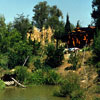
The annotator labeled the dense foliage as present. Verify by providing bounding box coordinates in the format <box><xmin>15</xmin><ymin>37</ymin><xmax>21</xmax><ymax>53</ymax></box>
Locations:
<box><xmin>92</xmin><ymin>31</ymin><xmax>100</xmax><ymax>79</ymax></box>
<box><xmin>15</xmin><ymin>66</ymin><xmax>29</xmax><ymax>83</ymax></box>
<box><xmin>13</xmin><ymin>14</ymin><xmax>32</xmax><ymax>40</ymax></box>
<box><xmin>45</xmin><ymin>44</ymin><xmax>64</xmax><ymax>68</ymax></box>
<box><xmin>68</xmin><ymin>52</ymin><xmax>79</xmax><ymax>70</ymax></box>
<box><xmin>0</xmin><ymin>15</ymin><xmax>33</xmax><ymax>69</ymax></box>
<box><xmin>0</xmin><ymin>1</ymin><xmax>99</xmax><ymax>99</ymax></box>
<box><xmin>54</xmin><ymin>72</ymin><xmax>85</xmax><ymax>99</ymax></box>
<box><xmin>0</xmin><ymin>1</ymin><xmax>66</xmax><ymax>70</ymax></box>
<box><xmin>32</xmin><ymin>1</ymin><xmax>63</xmax><ymax>31</ymax></box>
<box><xmin>92</xmin><ymin>0</ymin><xmax>100</xmax><ymax>29</ymax></box>
<box><xmin>0</xmin><ymin>80</ymin><xmax>5</xmax><ymax>90</ymax></box>
<box><xmin>15</xmin><ymin>66</ymin><xmax>62</xmax><ymax>85</ymax></box>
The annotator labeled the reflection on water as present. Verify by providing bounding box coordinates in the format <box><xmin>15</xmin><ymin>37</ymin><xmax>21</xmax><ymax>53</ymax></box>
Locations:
<box><xmin>0</xmin><ymin>85</ymin><xmax>66</xmax><ymax>100</ymax></box>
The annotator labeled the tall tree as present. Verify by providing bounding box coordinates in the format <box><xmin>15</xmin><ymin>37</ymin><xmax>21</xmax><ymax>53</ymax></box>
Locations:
<box><xmin>32</xmin><ymin>1</ymin><xmax>49</xmax><ymax>30</ymax></box>
<box><xmin>76</xmin><ymin>20</ymin><xmax>80</xmax><ymax>27</ymax></box>
<box><xmin>0</xmin><ymin>15</ymin><xmax>6</xmax><ymax>28</ymax></box>
<box><xmin>13</xmin><ymin>14</ymin><xmax>32</xmax><ymax>40</ymax></box>
<box><xmin>45</xmin><ymin>5</ymin><xmax>63</xmax><ymax>30</ymax></box>
<box><xmin>92</xmin><ymin>30</ymin><xmax>100</xmax><ymax>79</ymax></box>
<box><xmin>91</xmin><ymin>0</ymin><xmax>100</xmax><ymax>29</ymax></box>
<box><xmin>32</xmin><ymin>1</ymin><xmax>63</xmax><ymax>30</ymax></box>
<box><xmin>49</xmin><ymin>5</ymin><xmax>63</xmax><ymax>19</ymax></box>
<box><xmin>0</xmin><ymin>15</ymin><xmax>8</xmax><ymax>53</ymax></box>
<box><xmin>65</xmin><ymin>14</ymin><xmax>71</xmax><ymax>34</ymax></box>
<box><xmin>54</xmin><ymin>20</ymin><xmax>65</xmax><ymax>48</ymax></box>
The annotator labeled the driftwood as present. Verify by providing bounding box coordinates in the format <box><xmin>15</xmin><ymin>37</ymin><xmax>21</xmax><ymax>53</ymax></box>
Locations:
<box><xmin>11</xmin><ymin>77</ymin><xmax>26</xmax><ymax>88</ymax></box>
<box><xmin>4</xmin><ymin>81</ymin><xmax>14</xmax><ymax>86</ymax></box>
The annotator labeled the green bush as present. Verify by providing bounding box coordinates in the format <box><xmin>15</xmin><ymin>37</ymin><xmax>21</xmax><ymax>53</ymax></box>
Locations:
<box><xmin>43</xmin><ymin>70</ymin><xmax>62</xmax><ymax>85</ymax></box>
<box><xmin>30</xmin><ymin>69</ymin><xmax>45</xmax><ymax>85</ymax></box>
<box><xmin>14</xmin><ymin>65</ymin><xmax>62</xmax><ymax>85</ymax></box>
<box><xmin>25</xmin><ymin>68</ymin><xmax>62</xmax><ymax>85</ymax></box>
<box><xmin>15</xmin><ymin>66</ymin><xmax>29</xmax><ymax>83</ymax></box>
<box><xmin>71</xmin><ymin>90</ymin><xmax>85</xmax><ymax>100</ymax></box>
<box><xmin>68</xmin><ymin>52</ymin><xmax>79</xmax><ymax>70</ymax></box>
<box><xmin>45</xmin><ymin>44</ymin><xmax>64</xmax><ymax>68</ymax></box>
<box><xmin>8</xmin><ymin>41</ymin><xmax>32</xmax><ymax>69</ymax></box>
<box><xmin>0</xmin><ymin>54</ymin><xmax>8</xmax><ymax>69</ymax></box>
<box><xmin>54</xmin><ymin>72</ymin><xmax>85</xmax><ymax>99</ymax></box>
<box><xmin>34</xmin><ymin>58</ymin><xmax>43</xmax><ymax>69</ymax></box>
<box><xmin>94</xmin><ymin>97</ymin><xmax>100</xmax><ymax>100</ymax></box>
<box><xmin>0</xmin><ymin>80</ymin><xmax>5</xmax><ymax>90</ymax></box>
<box><xmin>95</xmin><ymin>85</ymin><xmax>100</xmax><ymax>93</ymax></box>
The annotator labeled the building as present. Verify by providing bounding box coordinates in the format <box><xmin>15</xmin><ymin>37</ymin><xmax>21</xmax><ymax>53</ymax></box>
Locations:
<box><xmin>65</xmin><ymin>26</ymin><xmax>96</xmax><ymax>48</ymax></box>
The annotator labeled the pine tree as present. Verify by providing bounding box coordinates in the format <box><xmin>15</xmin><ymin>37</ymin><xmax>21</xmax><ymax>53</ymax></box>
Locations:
<box><xmin>65</xmin><ymin>14</ymin><xmax>71</xmax><ymax>34</ymax></box>
<box><xmin>76</xmin><ymin>20</ymin><xmax>80</xmax><ymax>28</ymax></box>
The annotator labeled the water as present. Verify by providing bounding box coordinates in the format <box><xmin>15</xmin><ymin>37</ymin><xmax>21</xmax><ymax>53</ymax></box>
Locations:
<box><xmin>0</xmin><ymin>85</ymin><xmax>66</xmax><ymax>100</ymax></box>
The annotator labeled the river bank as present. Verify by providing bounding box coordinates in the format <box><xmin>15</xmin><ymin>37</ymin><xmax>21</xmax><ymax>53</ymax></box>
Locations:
<box><xmin>0</xmin><ymin>85</ymin><xmax>66</xmax><ymax>100</ymax></box>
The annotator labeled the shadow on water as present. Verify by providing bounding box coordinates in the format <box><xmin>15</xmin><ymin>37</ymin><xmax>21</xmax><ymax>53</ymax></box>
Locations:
<box><xmin>0</xmin><ymin>85</ymin><xmax>66</xmax><ymax>100</ymax></box>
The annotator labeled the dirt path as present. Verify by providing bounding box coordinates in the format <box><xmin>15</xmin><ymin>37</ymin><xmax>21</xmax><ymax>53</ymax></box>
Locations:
<box><xmin>56</xmin><ymin>54</ymin><xmax>72</xmax><ymax>76</ymax></box>
<box><xmin>57</xmin><ymin>62</ymin><xmax>72</xmax><ymax>76</ymax></box>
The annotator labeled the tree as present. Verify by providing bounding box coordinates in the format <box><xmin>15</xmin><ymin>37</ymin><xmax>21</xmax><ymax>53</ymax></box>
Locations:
<box><xmin>54</xmin><ymin>20</ymin><xmax>65</xmax><ymax>48</ymax></box>
<box><xmin>0</xmin><ymin>54</ymin><xmax>8</xmax><ymax>69</ymax></box>
<box><xmin>91</xmin><ymin>0</ymin><xmax>100</xmax><ymax>79</ymax></box>
<box><xmin>32</xmin><ymin>1</ymin><xmax>49</xmax><ymax>30</ymax></box>
<box><xmin>0</xmin><ymin>15</ymin><xmax>6</xmax><ymax>28</ymax></box>
<box><xmin>92</xmin><ymin>30</ymin><xmax>100</xmax><ymax>80</ymax></box>
<box><xmin>8</xmin><ymin>40</ymin><xmax>32</xmax><ymax>68</ymax></box>
<box><xmin>13</xmin><ymin>14</ymin><xmax>32</xmax><ymax>40</ymax></box>
<box><xmin>0</xmin><ymin>15</ymin><xmax>9</xmax><ymax>53</ymax></box>
<box><xmin>76</xmin><ymin>20</ymin><xmax>81</xmax><ymax>27</ymax></box>
<box><xmin>32</xmin><ymin>3</ymin><xmax>64</xmax><ymax>47</ymax></box>
<box><xmin>7</xmin><ymin>22</ymin><xmax>14</xmax><ymax>32</ymax></box>
<box><xmin>65</xmin><ymin>14</ymin><xmax>71</xmax><ymax>34</ymax></box>
<box><xmin>91</xmin><ymin>0</ymin><xmax>100</xmax><ymax>29</ymax></box>
<box><xmin>45</xmin><ymin>44</ymin><xmax>64</xmax><ymax>68</ymax></box>
<box><xmin>32</xmin><ymin>1</ymin><xmax>63</xmax><ymax>30</ymax></box>
<box><xmin>49</xmin><ymin>5</ymin><xmax>63</xmax><ymax>19</ymax></box>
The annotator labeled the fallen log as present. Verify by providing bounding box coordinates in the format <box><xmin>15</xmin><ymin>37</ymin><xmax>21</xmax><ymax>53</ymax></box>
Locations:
<box><xmin>11</xmin><ymin>77</ymin><xmax>26</xmax><ymax>88</ymax></box>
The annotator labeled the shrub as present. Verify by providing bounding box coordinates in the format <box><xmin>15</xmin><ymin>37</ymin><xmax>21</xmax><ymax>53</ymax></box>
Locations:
<box><xmin>43</xmin><ymin>70</ymin><xmax>62</xmax><ymax>85</ymax></box>
<box><xmin>25</xmin><ymin>67</ymin><xmax>62</xmax><ymax>85</ymax></box>
<box><xmin>94</xmin><ymin>97</ymin><xmax>100</xmax><ymax>100</ymax></box>
<box><xmin>45</xmin><ymin>44</ymin><xmax>64</xmax><ymax>68</ymax></box>
<box><xmin>14</xmin><ymin>65</ymin><xmax>62</xmax><ymax>85</ymax></box>
<box><xmin>71</xmin><ymin>90</ymin><xmax>85</xmax><ymax>100</ymax></box>
<box><xmin>95</xmin><ymin>85</ymin><xmax>100</xmax><ymax>94</ymax></box>
<box><xmin>0</xmin><ymin>80</ymin><xmax>5</xmax><ymax>90</ymax></box>
<box><xmin>68</xmin><ymin>52</ymin><xmax>79</xmax><ymax>70</ymax></box>
<box><xmin>54</xmin><ymin>72</ymin><xmax>85</xmax><ymax>99</ymax></box>
<box><xmin>30</xmin><ymin>69</ymin><xmax>45</xmax><ymax>85</ymax></box>
<box><xmin>15</xmin><ymin>66</ymin><xmax>29</xmax><ymax>83</ymax></box>
<box><xmin>0</xmin><ymin>54</ymin><xmax>8</xmax><ymax>69</ymax></box>
<box><xmin>8</xmin><ymin>41</ymin><xmax>32</xmax><ymax>69</ymax></box>
<box><xmin>34</xmin><ymin>58</ymin><xmax>43</xmax><ymax>69</ymax></box>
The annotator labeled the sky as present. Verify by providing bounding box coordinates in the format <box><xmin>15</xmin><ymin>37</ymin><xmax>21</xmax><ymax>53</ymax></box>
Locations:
<box><xmin>0</xmin><ymin>0</ymin><xmax>93</xmax><ymax>27</ymax></box>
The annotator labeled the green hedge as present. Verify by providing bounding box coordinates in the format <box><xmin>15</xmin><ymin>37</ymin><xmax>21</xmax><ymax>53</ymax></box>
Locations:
<box><xmin>0</xmin><ymin>80</ymin><xmax>5</xmax><ymax>90</ymax></box>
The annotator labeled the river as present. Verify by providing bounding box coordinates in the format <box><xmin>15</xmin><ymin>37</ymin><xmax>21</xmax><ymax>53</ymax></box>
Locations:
<box><xmin>0</xmin><ymin>85</ymin><xmax>66</xmax><ymax>100</ymax></box>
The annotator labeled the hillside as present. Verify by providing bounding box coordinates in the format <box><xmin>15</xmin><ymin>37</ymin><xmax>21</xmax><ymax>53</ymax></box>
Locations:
<box><xmin>56</xmin><ymin>49</ymin><xmax>100</xmax><ymax>100</ymax></box>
